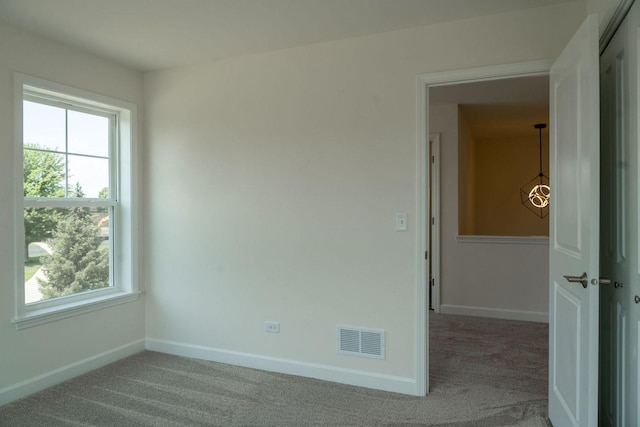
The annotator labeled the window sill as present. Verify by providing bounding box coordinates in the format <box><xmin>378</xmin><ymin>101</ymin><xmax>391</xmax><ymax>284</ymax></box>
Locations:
<box><xmin>13</xmin><ymin>291</ymin><xmax>141</xmax><ymax>330</ymax></box>
<box><xmin>456</xmin><ymin>235</ymin><xmax>549</xmax><ymax>245</ymax></box>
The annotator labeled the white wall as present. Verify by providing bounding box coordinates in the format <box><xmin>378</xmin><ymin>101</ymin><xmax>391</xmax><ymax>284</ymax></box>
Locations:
<box><xmin>0</xmin><ymin>24</ymin><xmax>145</xmax><ymax>403</ymax></box>
<box><xmin>144</xmin><ymin>2</ymin><xmax>584</xmax><ymax>393</ymax></box>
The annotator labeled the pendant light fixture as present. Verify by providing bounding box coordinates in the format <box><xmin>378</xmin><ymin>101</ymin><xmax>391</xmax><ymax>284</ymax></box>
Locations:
<box><xmin>520</xmin><ymin>123</ymin><xmax>549</xmax><ymax>218</ymax></box>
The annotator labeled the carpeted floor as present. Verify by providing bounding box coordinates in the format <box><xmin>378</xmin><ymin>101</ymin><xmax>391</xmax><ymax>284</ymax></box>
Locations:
<box><xmin>0</xmin><ymin>313</ymin><xmax>549</xmax><ymax>426</ymax></box>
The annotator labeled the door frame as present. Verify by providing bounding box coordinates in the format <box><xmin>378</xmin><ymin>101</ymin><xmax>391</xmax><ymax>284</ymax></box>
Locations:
<box><xmin>429</xmin><ymin>133</ymin><xmax>441</xmax><ymax>312</ymax></box>
<box><xmin>599</xmin><ymin>0</ymin><xmax>636</xmax><ymax>54</ymax></box>
<box><xmin>415</xmin><ymin>59</ymin><xmax>553</xmax><ymax>395</ymax></box>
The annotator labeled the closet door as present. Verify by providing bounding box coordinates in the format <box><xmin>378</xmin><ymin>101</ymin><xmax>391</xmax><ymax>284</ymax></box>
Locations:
<box><xmin>600</xmin><ymin>2</ymin><xmax>640</xmax><ymax>426</ymax></box>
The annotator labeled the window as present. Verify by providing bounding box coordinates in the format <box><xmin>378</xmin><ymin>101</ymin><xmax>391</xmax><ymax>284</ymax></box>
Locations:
<box><xmin>14</xmin><ymin>75</ymin><xmax>139</xmax><ymax>329</ymax></box>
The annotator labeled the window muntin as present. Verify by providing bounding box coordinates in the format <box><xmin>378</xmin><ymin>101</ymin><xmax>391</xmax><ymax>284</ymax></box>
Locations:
<box><xmin>13</xmin><ymin>73</ymin><xmax>140</xmax><ymax>329</ymax></box>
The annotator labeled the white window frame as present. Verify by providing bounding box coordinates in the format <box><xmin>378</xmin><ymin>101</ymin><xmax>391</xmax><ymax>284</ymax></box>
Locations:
<box><xmin>13</xmin><ymin>73</ymin><xmax>140</xmax><ymax>329</ymax></box>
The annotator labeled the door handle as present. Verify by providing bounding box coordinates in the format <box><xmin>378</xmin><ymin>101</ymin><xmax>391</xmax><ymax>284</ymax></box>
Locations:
<box><xmin>592</xmin><ymin>277</ymin><xmax>623</xmax><ymax>288</ymax></box>
<box><xmin>564</xmin><ymin>272</ymin><xmax>588</xmax><ymax>289</ymax></box>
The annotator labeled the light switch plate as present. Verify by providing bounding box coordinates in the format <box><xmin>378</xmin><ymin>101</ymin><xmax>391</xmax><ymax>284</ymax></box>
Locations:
<box><xmin>396</xmin><ymin>213</ymin><xmax>408</xmax><ymax>231</ymax></box>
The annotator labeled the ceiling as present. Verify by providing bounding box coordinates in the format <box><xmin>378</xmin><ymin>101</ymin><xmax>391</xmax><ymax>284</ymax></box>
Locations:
<box><xmin>0</xmin><ymin>0</ymin><xmax>576</xmax><ymax>72</ymax></box>
<box><xmin>1</xmin><ymin>1</ymin><xmax>554</xmax><ymax>138</ymax></box>
<box><xmin>430</xmin><ymin>75</ymin><xmax>550</xmax><ymax>139</ymax></box>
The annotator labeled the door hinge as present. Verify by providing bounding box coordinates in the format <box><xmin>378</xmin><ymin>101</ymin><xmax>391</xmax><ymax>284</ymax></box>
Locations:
<box><xmin>425</xmin><ymin>251</ymin><xmax>428</xmax><ymax>260</ymax></box>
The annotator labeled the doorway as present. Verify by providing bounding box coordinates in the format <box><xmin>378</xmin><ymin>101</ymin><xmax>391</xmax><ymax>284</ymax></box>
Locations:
<box><xmin>428</xmin><ymin>74</ymin><xmax>551</xmax><ymax>317</ymax></box>
<box><xmin>415</xmin><ymin>60</ymin><xmax>553</xmax><ymax>395</ymax></box>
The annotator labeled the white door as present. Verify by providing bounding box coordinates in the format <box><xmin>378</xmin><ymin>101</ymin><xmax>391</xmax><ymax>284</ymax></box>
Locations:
<box><xmin>548</xmin><ymin>14</ymin><xmax>600</xmax><ymax>427</ymax></box>
<box><xmin>599</xmin><ymin>18</ymin><xmax>628</xmax><ymax>425</ymax></box>
<box><xmin>624</xmin><ymin>2</ymin><xmax>640</xmax><ymax>426</ymax></box>
<box><xmin>428</xmin><ymin>133</ymin><xmax>440</xmax><ymax>312</ymax></box>
<box><xmin>600</xmin><ymin>4</ymin><xmax>640</xmax><ymax>427</ymax></box>
<box><xmin>600</xmin><ymin>2</ymin><xmax>640</xmax><ymax>425</ymax></box>
<box><xmin>599</xmin><ymin>18</ymin><xmax>627</xmax><ymax>424</ymax></box>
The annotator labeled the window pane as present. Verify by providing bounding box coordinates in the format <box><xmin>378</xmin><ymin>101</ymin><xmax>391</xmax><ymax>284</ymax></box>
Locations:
<box><xmin>23</xmin><ymin>148</ymin><xmax>66</xmax><ymax>198</ymax></box>
<box><xmin>23</xmin><ymin>101</ymin><xmax>66</xmax><ymax>152</ymax></box>
<box><xmin>68</xmin><ymin>110</ymin><xmax>109</xmax><ymax>157</ymax></box>
<box><xmin>24</xmin><ymin>206</ymin><xmax>111</xmax><ymax>303</ymax></box>
<box><xmin>68</xmin><ymin>155</ymin><xmax>109</xmax><ymax>198</ymax></box>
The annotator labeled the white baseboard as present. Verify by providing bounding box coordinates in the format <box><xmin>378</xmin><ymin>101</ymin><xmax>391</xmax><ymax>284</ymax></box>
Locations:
<box><xmin>0</xmin><ymin>339</ymin><xmax>145</xmax><ymax>406</ymax></box>
<box><xmin>439</xmin><ymin>304</ymin><xmax>548</xmax><ymax>323</ymax></box>
<box><xmin>145</xmin><ymin>338</ymin><xmax>418</xmax><ymax>395</ymax></box>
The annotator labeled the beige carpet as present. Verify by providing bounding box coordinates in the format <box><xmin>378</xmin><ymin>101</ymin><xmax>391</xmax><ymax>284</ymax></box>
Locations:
<box><xmin>0</xmin><ymin>313</ymin><xmax>549</xmax><ymax>426</ymax></box>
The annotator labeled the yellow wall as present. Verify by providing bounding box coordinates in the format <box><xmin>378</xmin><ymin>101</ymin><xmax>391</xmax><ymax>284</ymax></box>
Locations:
<box><xmin>460</xmin><ymin>132</ymin><xmax>550</xmax><ymax>236</ymax></box>
<box><xmin>457</xmin><ymin>108</ymin><xmax>477</xmax><ymax>235</ymax></box>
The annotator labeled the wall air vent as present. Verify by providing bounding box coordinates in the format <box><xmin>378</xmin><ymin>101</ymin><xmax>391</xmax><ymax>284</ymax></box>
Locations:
<box><xmin>337</xmin><ymin>326</ymin><xmax>385</xmax><ymax>359</ymax></box>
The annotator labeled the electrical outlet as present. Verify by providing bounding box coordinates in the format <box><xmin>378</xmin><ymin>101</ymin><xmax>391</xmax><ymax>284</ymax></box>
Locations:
<box><xmin>264</xmin><ymin>321</ymin><xmax>280</xmax><ymax>333</ymax></box>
